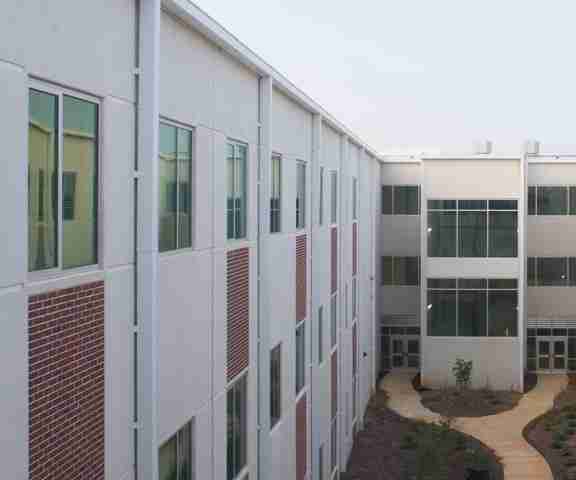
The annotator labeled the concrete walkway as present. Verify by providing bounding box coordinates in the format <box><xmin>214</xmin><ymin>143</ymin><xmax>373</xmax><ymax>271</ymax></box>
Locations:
<box><xmin>380</xmin><ymin>372</ymin><xmax>567</xmax><ymax>480</ymax></box>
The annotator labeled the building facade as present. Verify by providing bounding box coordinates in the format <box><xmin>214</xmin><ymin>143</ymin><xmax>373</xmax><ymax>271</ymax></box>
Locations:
<box><xmin>378</xmin><ymin>147</ymin><xmax>576</xmax><ymax>391</ymax></box>
<box><xmin>0</xmin><ymin>2</ymin><xmax>381</xmax><ymax>480</ymax></box>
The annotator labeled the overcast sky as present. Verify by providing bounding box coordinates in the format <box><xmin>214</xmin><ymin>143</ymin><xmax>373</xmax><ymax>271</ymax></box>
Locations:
<box><xmin>194</xmin><ymin>0</ymin><xmax>576</xmax><ymax>154</ymax></box>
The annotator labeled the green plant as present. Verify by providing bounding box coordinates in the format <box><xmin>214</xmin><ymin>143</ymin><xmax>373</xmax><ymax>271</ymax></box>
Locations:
<box><xmin>452</xmin><ymin>358</ymin><xmax>473</xmax><ymax>391</ymax></box>
<box><xmin>551</xmin><ymin>441</ymin><xmax>564</xmax><ymax>449</ymax></box>
<box><xmin>400</xmin><ymin>433</ymin><xmax>418</xmax><ymax>450</ymax></box>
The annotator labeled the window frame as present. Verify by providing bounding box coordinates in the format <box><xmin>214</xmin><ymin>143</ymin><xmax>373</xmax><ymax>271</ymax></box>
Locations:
<box><xmin>270</xmin><ymin>153</ymin><xmax>282</xmax><ymax>234</ymax></box>
<box><xmin>296</xmin><ymin>160</ymin><xmax>306</xmax><ymax>230</ymax></box>
<box><xmin>158</xmin><ymin>119</ymin><xmax>194</xmax><ymax>253</ymax></box>
<box><xmin>227</xmin><ymin>139</ymin><xmax>248</xmax><ymax>241</ymax></box>
<box><xmin>28</xmin><ymin>81</ymin><xmax>102</xmax><ymax>278</ymax></box>
<box><xmin>159</xmin><ymin>420</ymin><xmax>195</xmax><ymax>480</ymax></box>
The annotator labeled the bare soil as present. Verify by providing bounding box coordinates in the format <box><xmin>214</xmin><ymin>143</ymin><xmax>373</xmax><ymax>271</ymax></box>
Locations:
<box><xmin>342</xmin><ymin>390</ymin><xmax>503</xmax><ymax>480</ymax></box>
<box><xmin>524</xmin><ymin>374</ymin><xmax>576</xmax><ymax>480</ymax></box>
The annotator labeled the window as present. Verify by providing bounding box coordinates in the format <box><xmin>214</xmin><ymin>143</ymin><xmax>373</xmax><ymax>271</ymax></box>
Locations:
<box><xmin>318</xmin><ymin>306</ymin><xmax>324</xmax><ymax>364</ymax></box>
<box><xmin>227</xmin><ymin>375</ymin><xmax>247</xmax><ymax>480</ymax></box>
<box><xmin>296</xmin><ymin>322</ymin><xmax>306</xmax><ymax>394</ymax></box>
<box><xmin>427</xmin><ymin>278</ymin><xmax>517</xmax><ymax>337</ymax></box>
<box><xmin>352</xmin><ymin>178</ymin><xmax>358</xmax><ymax>220</ymax></box>
<box><xmin>159</xmin><ymin>123</ymin><xmax>193</xmax><ymax>252</ymax></box>
<box><xmin>296</xmin><ymin>161</ymin><xmax>306</xmax><ymax>229</ymax></box>
<box><xmin>159</xmin><ymin>421</ymin><xmax>194</xmax><ymax>480</ymax></box>
<box><xmin>529</xmin><ymin>257</ymin><xmax>576</xmax><ymax>286</ymax></box>
<box><xmin>270</xmin><ymin>154</ymin><xmax>281</xmax><ymax>233</ymax></box>
<box><xmin>318</xmin><ymin>445</ymin><xmax>324</xmax><ymax>480</ymax></box>
<box><xmin>330</xmin><ymin>171</ymin><xmax>338</xmax><ymax>224</ymax></box>
<box><xmin>352</xmin><ymin>277</ymin><xmax>357</xmax><ymax>319</ymax></box>
<box><xmin>381</xmin><ymin>185</ymin><xmax>420</xmax><ymax>215</ymax></box>
<box><xmin>319</xmin><ymin>166</ymin><xmax>325</xmax><ymax>225</ymax></box>
<box><xmin>381</xmin><ymin>256</ymin><xmax>420</xmax><ymax>286</ymax></box>
<box><xmin>330</xmin><ymin>294</ymin><xmax>337</xmax><ymax>348</ymax></box>
<box><xmin>529</xmin><ymin>186</ymin><xmax>576</xmax><ymax>215</ymax></box>
<box><xmin>427</xmin><ymin>199</ymin><xmax>517</xmax><ymax>258</ymax></box>
<box><xmin>270</xmin><ymin>344</ymin><xmax>282</xmax><ymax>428</ymax></box>
<box><xmin>330</xmin><ymin>419</ymin><xmax>337</xmax><ymax>474</ymax></box>
<box><xmin>28</xmin><ymin>89</ymin><xmax>98</xmax><ymax>272</ymax></box>
<box><xmin>227</xmin><ymin>141</ymin><xmax>248</xmax><ymax>240</ymax></box>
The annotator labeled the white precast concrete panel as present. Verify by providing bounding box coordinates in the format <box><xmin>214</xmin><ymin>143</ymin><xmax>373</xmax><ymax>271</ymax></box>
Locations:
<box><xmin>380</xmin><ymin>217</ymin><xmax>421</xmax><ymax>256</ymax></box>
<box><xmin>528</xmin><ymin>217</ymin><xmax>576</xmax><ymax>256</ymax></box>
<box><xmin>528</xmin><ymin>162</ymin><xmax>576</xmax><ymax>184</ymax></box>
<box><xmin>269</xmin><ymin>403</ymin><xmax>297</xmax><ymax>480</ymax></box>
<box><xmin>271</xmin><ymin>88</ymin><xmax>313</xmax><ymax>159</ymax></box>
<box><xmin>212</xmin><ymin>249</ymin><xmax>228</xmax><ymax>398</ymax></box>
<box><xmin>381</xmin><ymin>162</ymin><xmax>422</xmax><ymax>185</ymax></box>
<box><xmin>101</xmin><ymin>97</ymin><xmax>135</xmax><ymax>269</ymax></box>
<box><xmin>105</xmin><ymin>267</ymin><xmax>134</xmax><ymax>480</ymax></box>
<box><xmin>322</xmin><ymin>124</ymin><xmax>341</xmax><ymax>170</ymax></box>
<box><xmin>0</xmin><ymin>290</ymin><xmax>27</xmax><ymax>479</ymax></box>
<box><xmin>158</xmin><ymin>251</ymin><xmax>213</xmax><ymax>442</ymax></box>
<box><xmin>528</xmin><ymin>288</ymin><xmax>576</xmax><ymax>318</ymax></box>
<box><xmin>380</xmin><ymin>287</ymin><xmax>420</xmax><ymax>317</ymax></box>
<box><xmin>0</xmin><ymin>61</ymin><xmax>27</xmax><ymax>288</ymax></box>
<box><xmin>194</xmin><ymin>401</ymin><xmax>214</xmax><ymax>480</ymax></box>
<box><xmin>212</xmin><ymin>390</ymin><xmax>227</xmax><ymax>480</ymax></box>
<box><xmin>422</xmin><ymin>337</ymin><xmax>522</xmax><ymax>391</ymax></box>
<box><xmin>424</xmin><ymin>159</ymin><xmax>522</xmax><ymax>198</ymax></box>
<box><xmin>427</xmin><ymin>258</ymin><xmax>521</xmax><ymax>278</ymax></box>
<box><xmin>283</xmin><ymin>158</ymin><xmax>298</xmax><ymax>234</ymax></box>
<box><xmin>0</xmin><ymin>0</ymin><xmax>135</xmax><ymax>101</ymax></box>
<box><xmin>213</xmin><ymin>133</ymin><xmax>228</xmax><ymax>249</ymax></box>
<box><xmin>194</xmin><ymin>126</ymin><xmax>215</xmax><ymax>250</ymax></box>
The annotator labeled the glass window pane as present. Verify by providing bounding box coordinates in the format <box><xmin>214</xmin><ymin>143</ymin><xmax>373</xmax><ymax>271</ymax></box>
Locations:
<box><xmin>427</xmin><ymin>290</ymin><xmax>457</xmax><ymax>336</ymax></box>
<box><xmin>381</xmin><ymin>257</ymin><xmax>394</xmax><ymax>285</ymax></box>
<box><xmin>179</xmin><ymin>423</ymin><xmax>192</xmax><ymax>480</ymax></box>
<box><xmin>395</xmin><ymin>257</ymin><xmax>419</xmax><ymax>286</ymax></box>
<box><xmin>381</xmin><ymin>186</ymin><xmax>393</xmax><ymax>214</ymax></box>
<box><xmin>458</xmin><ymin>290</ymin><xmax>487</xmax><ymax>336</ymax></box>
<box><xmin>538</xmin><ymin>257</ymin><xmax>568</xmax><ymax>286</ymax></box>
<box><xmin>331</xmin><ymin>171</ymin><xmax>338</xmax><ymax>223</ymax></box>
<box><xmin>177</xmin><ymin>128</ymin><xmax>192</xmax><ymax>249</ymax></box>
<box><xmin>528</xmin><ymin>187</ymin><xmax>536</xmax><ymax>215</ymax></box>
<box><xmin>237</xmin><ymin>146</ymin><xmax>247</xmax><ymax>239</ymax></box>
<box><xmin>270</xmin><ymin>344</ymin><xmax>281</xmax><ymax>427</ymax></box>
<box><xmin>489</xmin><ymin>200</ymin><xmax>517</xmax><ymax>210</ymax></box>
<box><xmin>296</xmin><ymin>161</ymin><xmax>306</xmax><ymax>229</ymax></box>
<box><xmin>458</xmin><ymin>278</ymin><xmax>487</xmax><ymax>289</ymax></box>
<box><xmin>428</xmin><ymin>211</ymin><xmax>457</xmax><ymax>257</ymax></box>
<box><xmin>394</xmin><ymin>186</ymin><xmax>419</xmax><ymax>214</ymax></box>
<box><xmin>159</xmin><ymin>436</ymin><xmax>178</xmax><ymax>480</ymax></box>
<box><xmin>488</xmin><ymin>211</ymin><xmax>517</xmax><ymax>257</ymax></box>
<box><xmin>570</xmin><ymin>257</ymin><xmax>576</xmax><ymax>286</ymax></box>
<box><xmin>62</xmin><ymin>95</ymin><xmax>98</xmax><ymax>268</ymax></box>
<box><xmin>488</xmin><ymin>279</ymin><xmax>518</xmax><ymax>289</ymax></box>
<box><xmin>570</xmin><ymin>187</ymin><xmax>576</xmax><ymax>215</ymax></box>
<box><xmin>527</xmin><ymin>337</ymin><xmax>537</xmax><ymax>357</ymax></box>
<box><xmin>458</xmin><ymin>200</ymin><xmax>487</xmax><ymax>210</ymax></box>
<box><xmin>296</xmin><ymin>324</ymin><xmax>306</xmax><ymax>394</ymax></box>
<box><xmin>488</xmin><ymin>291</ymin><xmax>517</xmax><ymax>336</ymax></box>
<box><xmin>319</xmin><ymin>167</ymin><xmax>324</xmax><ymax>225</ymax></box>
<box><xmin>459</xmin><ymin>211</ymin><xmax>487</xmax><ymax>257</ymax></box>
<box><xmin>428</xmin><ymin>278</ymin><xmax>457</xmax><ymax>289</ymax></box>
<box><xmin>428</xmin><ymin>199</ymin><xmax>456</xmax><ymax>210</ymax></box>
<box><xmin>29</xmin><ymin>90</ymin><xmax>59</xmax><ymax>271</ymax></box>
<box><xmin>528</xmin><ymin>257</ymin><xmax>537</xmax><ymax>286</ymax></box>
<box><xmin>538</xmin><ymin>186</ymin><xmax>567</xmax><ymax>215</ymax></box>
<box><xmin>227</xmin><ymin>148</ymin><xmax>235</xmax><ymax>240</ymax></box>
<box><xmin>569</xmin><ymin>338</ymin><xmax>576</xmax><ymax>357</ymax></box>
<box><xmin>159</xmin><ymin>124</ymin><xmax>177</xmax><ymax>251</ymax></box>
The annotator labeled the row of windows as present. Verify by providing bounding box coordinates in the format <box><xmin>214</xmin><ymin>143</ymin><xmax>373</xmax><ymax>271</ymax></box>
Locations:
<box><xmin>528</xmin><ymin>257</ymin><xmax>576</xmax><ymax>286</ymax></box>
<box><xmin>381</xmin><ymin>256</ymin><xmax>420</xmax><ymax>286</ymax></box>
<box><xmin>427</xmin><ymin>278</ymin><xmax>518</xmax><ymax>337</ymax></box>
<box><xmin>528</xmin><ymin>186</ymin><xmax>576</xmax><ymax>215</ymax></box>
<box><xmin>428</xmin><ymin>199</ymin><xmax>518</xmax><ymax>258</ymax></box>
<box><xmin>381</xmin><ymin>185</ymin><xmax>420</xmax><ymax>215</ymax></box>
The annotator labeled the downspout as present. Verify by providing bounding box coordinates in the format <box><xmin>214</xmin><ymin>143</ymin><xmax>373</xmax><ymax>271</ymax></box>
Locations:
<box><xmin>135</xmin><ymin>1</ymin><xmax>161</xmax><ymax>479</ymax></box>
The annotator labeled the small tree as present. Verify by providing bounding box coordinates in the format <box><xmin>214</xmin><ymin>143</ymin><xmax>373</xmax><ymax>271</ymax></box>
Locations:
<box><xmin>452</xmin><ymin>358</ymin><xmax>473</xmax><ymax>392</ymax></box>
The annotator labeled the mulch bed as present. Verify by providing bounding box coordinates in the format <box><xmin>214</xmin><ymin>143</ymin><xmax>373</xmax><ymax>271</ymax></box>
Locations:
<box><xmin>524</xmin><ymin>374</ymin><xmax>576</xmax><ymax>480</ymax></box>
<box><xmin>414</xmin><ymin>374</ymin><xmax>529</xmax><ymax>418</ymax></box>
<box><xmin>342</xmin><ymin>390</ymin><xmax>503</xmax><ymax>480</ymax></box>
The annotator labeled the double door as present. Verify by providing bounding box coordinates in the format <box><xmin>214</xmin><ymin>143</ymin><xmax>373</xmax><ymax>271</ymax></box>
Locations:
<box><xmin>391</xmin><ymin>335</ymin><xmax>420</xmax><ymax>369</ymax></box>
<box><xmin>538</xmin><ymin>338</ymin><xmax>566</xmax><ymax>371</ymax></box>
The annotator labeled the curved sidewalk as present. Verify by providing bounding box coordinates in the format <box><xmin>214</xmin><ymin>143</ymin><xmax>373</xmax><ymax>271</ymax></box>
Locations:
<box><xmin>380</xmin><ymin>372</ymin><xmax>567</xmax><ymax>480</ymax></box>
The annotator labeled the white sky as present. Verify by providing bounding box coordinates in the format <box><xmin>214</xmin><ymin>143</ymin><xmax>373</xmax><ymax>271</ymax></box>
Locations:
<box><xmin>193</xmin><ymin>0</ymin><xmax>576</xmax><ymax>154</ymax></box>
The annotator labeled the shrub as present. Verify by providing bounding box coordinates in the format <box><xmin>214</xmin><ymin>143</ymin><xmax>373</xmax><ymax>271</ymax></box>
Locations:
<box><xmin>452</xmin><ymin>358</ymin><xmax>473</xmax><ymax>391</ymax></box>
<box><xmin>400</xmin><ymin>433</ymin><xmax>417</xmax><ymax>450</ymax></box>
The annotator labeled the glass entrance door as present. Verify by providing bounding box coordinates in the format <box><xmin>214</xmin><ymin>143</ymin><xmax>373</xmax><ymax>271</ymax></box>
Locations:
<box><xmin>391</xmin><ymin>336</ymin><xmax>420</xmax><ymax>369</ymax></box>
<box><xmin>538</xmin><ymin>339</ymin><xmax>567</xmax><ymax>371</ymax></box>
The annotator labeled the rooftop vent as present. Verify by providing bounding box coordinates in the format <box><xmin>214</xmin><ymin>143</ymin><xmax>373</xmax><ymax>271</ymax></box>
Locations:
<box><xmin>524</xmin><ymin>140</ymin><xmax>540</xmax><ymax>155</ymax></box>
<box><xmin>474</xmin><ymin>140</ymin><xmax>492</xmax><ymax>155</ymax></box>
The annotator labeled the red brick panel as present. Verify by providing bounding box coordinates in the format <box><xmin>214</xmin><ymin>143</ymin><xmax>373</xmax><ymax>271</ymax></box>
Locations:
<box><xmin>352</xmin><ymin>323</ymin><xmax>358</xmax><ymax>375</ymax></box>
<box><xmin>352</xmin><ymin>222</ymin><xmax>358</xmax><ymax>276</ymax></box>
<box><xmin>296</xmin><ymin>393</ymin><xmax>307</xmax><ymax>480</ymax></box>
<box><xmin>296</xmin><ymin>234</ymin><xmax>307</xmax><ymax>323</ymax></box>
<box><xmin>28</xmin><ymin>281</ymin><xmax>105</xmax><ymax>480</ymax></box>
<box><xmin>227</xmin><ymin>248</ymin><xmax>250</xmax><ymax>382</ymax></box>
<box><xmin>331</xmin><ymin>227</ymin><xmax>338</xmax><ymax>294</ymax></box>
<box><xmin>331</xmin><ymin>350</ymin><xmax>338</xmax><ymax>420</ymax></box>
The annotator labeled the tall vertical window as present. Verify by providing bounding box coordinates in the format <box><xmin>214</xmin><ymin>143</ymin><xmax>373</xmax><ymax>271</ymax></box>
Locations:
<box><xmin>270</xmin><ymin>344</ymin><xmax>282</xmax><ymax>428</ymax></box>
<box><xmin>330</xmin><ymin>419</ymin><xmax>337</xmax><ymax>474</ymax></box>
<box><xmin>319</xmin><ymin>167</ymin><xmax>325</xmax><ymax>225</ymax></box>
<box><xmin>330</xmin><ymin>294</ymin><xmax>337</xmax><ymax>348</ymax></box>
<box><xmin>227</xmin><ymin>374</ymin><xmax>247</xmax><ymax>480</ymax></box>
<box><xmin>159</xmin><ymin>421</ymin><xmax>194</xmax><ymax>480</ymax></box>
<box><xmin>159</xmin><ymin>123</ymin><xmax>192</xmax><ymax>252</ymax></box>
<box><xmin>318</xmin><ymin>445</ymin><xmax>324</xmax><ymax>480</ymax></box>
<box><xmin>381</xmin><ymin>185</ymin><xmax>420</xmax><ymax>215</ymax></box>
<box><xmin>330</xmin><ymin>171</ymin><xmax>338</xmax><ymax>224</ymax></box>
<box><xmin>318</xmin><ymin>306</ymin><xmax>324</xmax><ymax>364</ymax></box>
<box><xmin>381</xmin><ymin>256</ymin><xmax>420</xmax><ymax>286</ymax></box>
<box><xmin>352</xmin><ymin>178</ymin><xmax>358</xmax><ymax>220</ymax></box>
<box><xmin>352</xmin><ymin>277</ymin><xmax>357</xmax><ymax>319</ymax></box>
<box><xmin>28</xmin><ymin>89</ymin><xmax>99</xmax><ymax>272</ymax></box>
<box><xmin>295</xmin><ymin>322</ymin><xmax>306</xmax><ymax>394</ymax></box>
<box><xmin>227</xmin><ymin>141</ymin><xmax>248</xmax><ymax>240</ymax></box>
<box><xmin>270</xmin><ymin>154</ymin><xmax>281</xmax><ymax>233</ymax></box>
<box><xmin>296</xmin><ymin>161</ymin><xmax>306</xmax><ymax>229</ymax></box>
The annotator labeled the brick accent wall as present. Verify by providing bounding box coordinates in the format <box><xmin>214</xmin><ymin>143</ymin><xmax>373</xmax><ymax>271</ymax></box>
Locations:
<box><xmin>28</xmin><ymin>281</ymin><xmax>105</xmax><ymax>480</ymax></box>
<box><xmin>296</xmin><ymin>393</ymin><xmax>307</xmax><ymax>480</ymax></box>
<box><xmin>331</xmin><ymin>350</ymin><xmax>338</xmax><ymax>420</ymax></box>
<box><xmin>296</xmin><ymin>234</ymin><xmax>307</xmax><ymax>323</ymax></box>
<box><xmin>331</xmin><ymin>227</ymin><xmax>338</xmax><ymax>294</ymax></box>
<box><xmin>227</xmin><ymin>248</ymin><xmax>250</xmax><ymax>382</ymax></box>
<box><xmin>352</xmin><ymin>222</ymin><xmax>358</xmax><ymax>276</ymax></box>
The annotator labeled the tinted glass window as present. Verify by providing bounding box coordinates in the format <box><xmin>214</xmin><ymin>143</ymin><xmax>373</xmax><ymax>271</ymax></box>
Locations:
<box><xmin>394</xmin><ymin>186</ymin><xmax>419</xmax><ymax>214</ymax></box>
<box><xmin>489</xmin><ymin>211</ymin><xmax>517</xmax><ymax>257</ymax></box>
<box><xmin>528</xmin><ymin>187</ymin><xmax>536</xmax><ymax>215</ymax></box>
<box><xmin>458</xmin><ymin>200</ymin><xmax>487</xmax><ymax>210</ymax></box>
<box><xmin>538</xmin><ymin>257</ymin><xmax>568</xmax><ymax>286</ymax></box>
<box><xmin>428</xmin><ymin>211</ymin><xmax>457</xmax><ymax>257</ymax></box>
<box><xmin>528</xmin><ymin>257</ymin><xmax>537</xmax><ymax>286</ymax></box>
<box><xmin>395</xmin><ymin>257</ymin><xmax>419</xmax><ymax>286</ymax></box>
<box><xmin>458</xmin><ymin>290</ymin><xmax>487</xmax><ymax>336</ymax></box>
<box><xmin>538</xmin><ymin>186</ymin><xmax>567</xmax><ymax>215</ymax></box>
<box><xmin>459</xmin><ymin>211</ymin><xmax>487</xmax><ymax>257</ymax></box>
<box><xmin>381</xmin><ymin>185</ymin><xmax>393</xmax><ymax>214</ymax></box>
<box><xmin>488</xmin><ymin>291</ymin><xmax>517</xmax><ymax>336</ymax></box>
<box><xmin>428</xmin><ymin>199</ymin><xmax>456</xmax><ymax>210</ymax></box>
<box><xmin>428</xmin><ymin>290</ymin><xmax>457</xmax><ymax>336</ymax></box>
